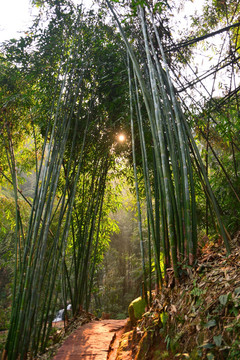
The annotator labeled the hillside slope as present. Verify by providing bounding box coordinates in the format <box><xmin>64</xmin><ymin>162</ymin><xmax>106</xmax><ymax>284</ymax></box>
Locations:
<box><xmin>116</xmin><ymin>234</ymin><xmax>240</xmax><ymax>359</ymax></box>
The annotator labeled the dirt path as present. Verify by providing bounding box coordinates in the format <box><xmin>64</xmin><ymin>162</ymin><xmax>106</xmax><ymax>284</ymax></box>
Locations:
<box><xmin>52</xmin><ymin>319</ymin><xmax>127</xmax><ymax>360</ymax></box>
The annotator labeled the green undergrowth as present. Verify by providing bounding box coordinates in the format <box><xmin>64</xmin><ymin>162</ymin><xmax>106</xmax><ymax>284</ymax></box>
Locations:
<box><xmin>121</xmin><ymin>237</ymin><xmax>240</xmax><ymax>359</ymax></box>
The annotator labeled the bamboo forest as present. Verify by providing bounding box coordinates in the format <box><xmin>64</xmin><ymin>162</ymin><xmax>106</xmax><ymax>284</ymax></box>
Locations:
<box><xmin>0</xmin><ymin>0</ymin><xmax>240</xmax><ymax>359</ymax></box>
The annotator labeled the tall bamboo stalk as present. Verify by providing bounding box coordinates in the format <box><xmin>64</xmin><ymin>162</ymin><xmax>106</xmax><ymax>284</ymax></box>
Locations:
<box><xmin>128</xmin><ymin>59</ymin><xmax>148</xmax><ymax>298</ymax></box>
<box><xmin>106</xmin><ymin>0</ymin><xmax>231</xmax><ymax>290</ymax></box>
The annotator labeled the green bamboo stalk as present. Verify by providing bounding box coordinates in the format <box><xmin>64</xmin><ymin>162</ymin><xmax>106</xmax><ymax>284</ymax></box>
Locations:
<box><xmin>128</xmin><ymin>60</ymin><xmax>148</xmax><ymax>299</ymax></box>
<box><xmin>139</xmin><ymin>6</ymin><xmax>179</xmax><ymax>278</ymax></box>
<box><xmin>86</xmin><ymin>169</ymin><xmax>108</xmax><ymax>311</ymax></box>
<box><xmin>2</xmin><ymin>121</ymin><xmax>22</xmax><ymax>357</ymax></box>
<box><xmin>77</xmin><ymin>161</ymin><xmax>108</xmax><ymax>309</ymax></box>
<box><xmin>149</xmin><ymin>10</ymin><xmax>193</xmax><ymax>264</ymax></box>
<box><xmin>147</xmin><ymin>217</ymin><xmax>152</xmax><ymax>303</ymax></box>
<box><xmin>5</xmin><ymin>25</ymin><xmax>91</xmax><ymax>360</ymax></box>
<box><xmin>132</xmin><ymin>71</ymin><xmax>163</xmax><ymax>287</ymax></box>
<box><xmin>147</xmin><ymin>36</ymin><xmax>184</xmax><ymax>260</ymax></box>
<box><xmin>185</xmin><ymin>122</ymin><xmax>231</xmax><ymax>252</ymax></box>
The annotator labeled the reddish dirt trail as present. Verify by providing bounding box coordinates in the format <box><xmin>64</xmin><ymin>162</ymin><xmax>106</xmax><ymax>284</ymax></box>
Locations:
<box><xmin>52</xmin><ymin>319</ymin><xmax>127</xmax><ymax>360</ymax></box>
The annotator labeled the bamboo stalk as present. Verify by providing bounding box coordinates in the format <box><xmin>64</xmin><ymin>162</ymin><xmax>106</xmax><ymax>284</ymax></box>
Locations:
<box><xmin>129</xmin><ymin>60</ymin><xmax>148</xmax><ymax>298</ymax></box>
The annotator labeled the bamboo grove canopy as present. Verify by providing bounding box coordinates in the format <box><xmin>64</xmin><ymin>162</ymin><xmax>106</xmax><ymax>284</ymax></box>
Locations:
<box><xmin>1</xmin><ymin>0</ymin><xmax>239</xmax><ymax>358</ymax></box>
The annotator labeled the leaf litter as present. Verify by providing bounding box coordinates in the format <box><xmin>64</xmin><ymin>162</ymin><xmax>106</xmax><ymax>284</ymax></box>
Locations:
<box><xmin>122</xmin><ymin>232</ymin><xmax>240</xmax><ymax>359</ymax></box>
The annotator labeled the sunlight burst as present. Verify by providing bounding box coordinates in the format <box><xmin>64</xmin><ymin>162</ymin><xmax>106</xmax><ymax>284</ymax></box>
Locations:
<box><xmin>118</xmin><ymin>134</ymin><xmax>125</xmax><ymax>142</ymax></box>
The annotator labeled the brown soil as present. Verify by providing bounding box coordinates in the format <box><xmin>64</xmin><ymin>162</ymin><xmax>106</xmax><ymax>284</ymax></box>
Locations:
<box><xmin>52</xmin><ymin>319</ymin><xmax>127</xmax><ymax>360</ymax></box>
